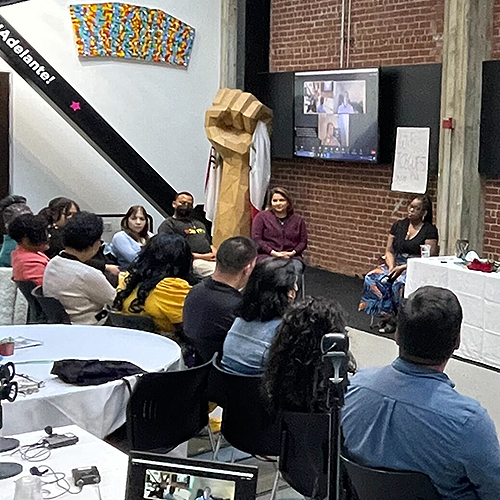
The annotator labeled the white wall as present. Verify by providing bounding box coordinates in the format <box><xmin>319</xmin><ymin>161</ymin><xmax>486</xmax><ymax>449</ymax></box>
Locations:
<box><xmin>0</xmin><ymin>0</ymin><xmax>221</xmax><ymax>226</ymax></box>
<box><xmin>349</xmin><ymin>328</ymin><xmax>500</xmax><ymax>432</ymax></box>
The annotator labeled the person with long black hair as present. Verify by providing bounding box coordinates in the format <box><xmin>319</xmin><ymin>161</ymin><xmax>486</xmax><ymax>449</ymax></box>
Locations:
<box><xmin>251</xmin><ymin>186</ymin><xmax>307</xmax><ymax>264</ymax></box>
<box><xmin>263</xmin><ymin>297</ymin><xmax>356</xmax><ymax>414</ymax></box>
<box><xmin>39</xmin><ymin>197</ymin><xmax>80</xmax><ymax>259</ymax></box>
<box><xmin>108</xmin><ymin>205</ymin><xmax>151</xmax><ymax>270</ymax></box>
<box><xmin>113</xmin><ymin>233</ymin><xmax>192</xmax><ymax>334</ymax></box>
<box><xmin>359</xmin><ymin>194</ymin><xmax>438</xmax><ymax>333</ymax></box>
<box><xmin>220</xmin><ymin>257</ymin><xmax>299</xmax><ymax>375</ymax></box>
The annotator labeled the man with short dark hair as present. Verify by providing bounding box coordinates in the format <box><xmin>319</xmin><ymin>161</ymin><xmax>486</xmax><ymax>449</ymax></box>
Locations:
<box><xmin>158</xmin><ymin>192</ymin><xmax>217</xmax><ymax>278</ymax></box>
<box><xmin>43</xmin><ymin>212</ymin><xmax>115</xmax><ymax>324</ymax></box>
<box><xmin>183</xmin><ymin>237</ymin><xmax>257</xmax><ymax>363</ymax></box>
<box><xmin>342</xmin><ymin>286</ymin><xmax>500</xmax><ymax>499</ymax></box>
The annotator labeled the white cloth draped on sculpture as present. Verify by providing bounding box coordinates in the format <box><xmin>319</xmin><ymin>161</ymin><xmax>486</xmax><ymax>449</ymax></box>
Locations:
<box><xmin>249</xmin><ymin>120</ymin><xmax>271</xmax><ymax>213</ymax></box>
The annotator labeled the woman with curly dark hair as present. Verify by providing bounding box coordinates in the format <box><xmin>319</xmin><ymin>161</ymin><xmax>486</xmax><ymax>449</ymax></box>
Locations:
<box><xmin>0</xmin><ymin>194</ymin><xmax>31</xmax><ymax>267</ymax></box>
<box><xmin>262</xmin><ymin>297</ymin><xmax>356</xmax><ymax>413</ymax></box>
<box><xmin>113</xmin><ymin>233</ymin><xmax>192</xmax><ymax>334</ymax></box>
<box><xmin>9</xmin><ymin>213</ymin><xmax>50</xmax><ymax>286</ymax></box>
<box><xmin>220</xmin><ymin>257</ymin><xmax>299</xmax><ymax>375</ymax></box>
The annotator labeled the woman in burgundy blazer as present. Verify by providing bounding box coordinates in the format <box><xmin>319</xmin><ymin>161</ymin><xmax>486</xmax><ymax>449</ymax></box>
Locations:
<box><xmin>251</xmin><ymin>187</ymin><xmax>308</xmax><ymax>265</ymax></box>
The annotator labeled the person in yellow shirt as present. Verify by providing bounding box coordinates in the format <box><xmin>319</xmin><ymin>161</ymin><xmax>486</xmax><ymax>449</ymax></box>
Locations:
<box><xmin>113</xmin><ymin>234</ymin><xmax>192</xmax><ymax>335</ymax></box>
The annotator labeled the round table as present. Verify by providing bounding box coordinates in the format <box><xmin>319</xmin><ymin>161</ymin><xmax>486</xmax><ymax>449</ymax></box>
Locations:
<box><xmin>0</xmin><ymin>324</ymin><xmax>182</xmax><ymax>438</ymax></box>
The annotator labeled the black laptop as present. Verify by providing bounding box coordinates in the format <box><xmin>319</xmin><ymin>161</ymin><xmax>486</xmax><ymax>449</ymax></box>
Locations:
<box><xmin>126</xmin><ymin>452</ymin><xmax>259</xmax><ymax>500</ymax></box>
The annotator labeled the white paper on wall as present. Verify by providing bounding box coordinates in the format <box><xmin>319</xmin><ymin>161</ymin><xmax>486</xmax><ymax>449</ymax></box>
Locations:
<box><xmin>391</xmin><ymin>127</ymin><xmax>430</xmax><ymax>193</ymax></box>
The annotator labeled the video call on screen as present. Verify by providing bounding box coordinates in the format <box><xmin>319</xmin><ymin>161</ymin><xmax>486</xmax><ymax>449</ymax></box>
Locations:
<box><xmin>294</xmin><ymin>68</ymin><xmax>380</xmax><ymax>163</ymax></box>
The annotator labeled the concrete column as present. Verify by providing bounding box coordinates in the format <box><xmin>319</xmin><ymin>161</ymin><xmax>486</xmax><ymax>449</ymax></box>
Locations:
<box><xmin>220</xmin><ymin>0</ymin><xmax>238</xmax><ymax>88</ymax></box>
<box><xmin>437</xmin><ymin>0</ymin><xmax>494</xmax><ymax>255</ymax></box>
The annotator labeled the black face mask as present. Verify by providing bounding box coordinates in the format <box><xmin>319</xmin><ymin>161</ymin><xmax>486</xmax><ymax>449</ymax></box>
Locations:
<box><xmin>175</xmin><ymin>205</ymin><xmax>193</xmax><ymax>218</ymax></box>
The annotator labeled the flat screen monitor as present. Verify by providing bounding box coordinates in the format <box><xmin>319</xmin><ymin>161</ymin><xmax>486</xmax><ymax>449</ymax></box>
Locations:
<box><xmin>294</xmin><ymin>68</ymin><xmax>380</xmax><ymax>163</ymax></box>
<box><xmin>126</xmin><ymin>452</ymin><xmax>258</xmax><ymax>500</ymax></box>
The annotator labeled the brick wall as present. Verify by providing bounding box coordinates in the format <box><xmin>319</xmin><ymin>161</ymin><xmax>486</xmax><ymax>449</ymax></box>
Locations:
<box><xmin>270</xmin><ymin>0</ymin><xmax>445</xmax><ymax>72</ymax></box>
<box><xmin>492</xmin><ymin>0</ymin><xmax>500</xmax><ymax>59</ymax></box>
<box><xmin>481</xmin><ymin>1</ymin><xmax>500</xmax><ymax>261</ymax></box>
<box><xmin>484</xmin><ymin>181</ymin><xmax>500</xmax><ymax>261</ymax></box>
<box><xmin>272</xmin><ymin>160</ymin><xmax>437</xmax><ymax>276</ymax></box>
<box><xmin>270</xmin><ymin>0</ymin><xmax>445</xmax><ymax>275</ymax></box>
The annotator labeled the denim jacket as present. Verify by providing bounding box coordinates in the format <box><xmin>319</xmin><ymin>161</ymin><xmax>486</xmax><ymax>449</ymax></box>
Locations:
<box><xmin>221</xmin><ymin>317</ymin><xmax>282</xmax><ymax>375</ymax></box>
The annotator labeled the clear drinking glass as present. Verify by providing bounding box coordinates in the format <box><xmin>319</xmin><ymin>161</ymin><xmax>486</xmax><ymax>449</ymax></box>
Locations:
<box><xmin>13</xmin><ymin>476</ymin><xmax>43</xmax><ymax>500</ymax></box>
<box><xmin>455</xmin><ymin>239</ymin><xmax>469</xmax><ymax>259</ymax></box>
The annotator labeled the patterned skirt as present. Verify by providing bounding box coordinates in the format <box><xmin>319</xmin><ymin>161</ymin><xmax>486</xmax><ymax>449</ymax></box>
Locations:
<box><xmin>359</xmin><ymin>256</ymin><xmax>408</xmax><ymax>317</ymax></box>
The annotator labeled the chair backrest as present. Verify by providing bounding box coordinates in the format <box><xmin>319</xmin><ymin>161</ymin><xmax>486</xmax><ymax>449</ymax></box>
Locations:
<box><xmin>207</xmin><ymin>353</ymin><xmax>228</xmax><ymax>407</ymax></box>
<box><xmin>105</xmin><ymin>310</ymin><xmax>156</xmax><ymax>333</ymax></box>
<box><xmin>32</xmin><ymin>286</ymin><xmax>71</xmax><ymax>324</ymax></box>
<box><xmin>16</xmin><ymin>281</ymin><xmax>46</xmax><ymax>324</ymax></box>
<box><xmin>212</xmin><ymin>359</ymin><xmax>281</xmax><ymax>456</ymax></box>
<box><xmin>127</xmin><ymin>357</ymin><xmax>213</xmax><ymax>453</ymax></box>
<box><xmin>279</xmin><ymin>411</ymin><xmax>330</xmax><ymax>499</ymax></box>
<box><xmin>341</xmin><ymin>454</ymin><xmax>442</xmax><ymax>500</ymax></box>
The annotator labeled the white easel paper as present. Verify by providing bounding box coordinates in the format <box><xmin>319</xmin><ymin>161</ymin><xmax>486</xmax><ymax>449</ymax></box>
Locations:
<box><xmin>391</xmin><ymin>127</ymin><xmax>430</xmax><ymax>194</ymax></box>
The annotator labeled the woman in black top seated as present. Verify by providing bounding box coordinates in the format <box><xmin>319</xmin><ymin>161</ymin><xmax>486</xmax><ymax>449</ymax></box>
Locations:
<box><xmin>262</xmin><ymin>297</ymin><xmax>356</xmax><ymax>413</ymax></box>
<box><xmin>359</xmin><ymin>195</ymin><xmax>438</xmax><ymax>333</ymax></box>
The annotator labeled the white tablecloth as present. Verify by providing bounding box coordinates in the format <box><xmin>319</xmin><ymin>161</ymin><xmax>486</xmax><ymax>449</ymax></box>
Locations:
<box><xmin>405</xmin><ymin>256</ymin><xmax>500</xmax><ymax>369</ymax></box>
<box><xmin>0</xmin><ymin>325</ymin><xmax>182</xmax><ymax>438</ymax></box>
<box><xmin>0</xmin><ymin>268</ymin><xmax>28</xmax><ymax>325</ymax></box>
<box><xmin>0</xmin><ymin>425</ymin><xmax>128</xmax><ymax>500</ymax></box>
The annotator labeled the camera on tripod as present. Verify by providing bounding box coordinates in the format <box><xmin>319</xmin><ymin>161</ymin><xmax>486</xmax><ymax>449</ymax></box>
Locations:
<box><xmin>320</xmin><ymin>332</ymin><xmax>350</xmax><ymax>500</ymax></box>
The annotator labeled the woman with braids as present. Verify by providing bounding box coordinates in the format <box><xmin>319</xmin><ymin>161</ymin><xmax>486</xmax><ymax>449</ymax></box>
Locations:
<box><xmin>263</xmin><ymin>296</ymin><xmax>356</xmax><ymax>413</ymax></box>
<box><xmin>113</xmin><ymin>234</ymin><xmax>192</xmax><ymax>335</ymax></box>
<box><xmin>359</xmin><ymin>194</ymin><xmax>438</xmax><ymax>334</ymax></box>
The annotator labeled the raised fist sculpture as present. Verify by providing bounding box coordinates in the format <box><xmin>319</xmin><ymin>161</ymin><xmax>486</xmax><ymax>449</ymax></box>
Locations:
<box><xmin>205</xmin><ymin>88</ymin><xmax>272</xmax><ymax>246</ymax></box>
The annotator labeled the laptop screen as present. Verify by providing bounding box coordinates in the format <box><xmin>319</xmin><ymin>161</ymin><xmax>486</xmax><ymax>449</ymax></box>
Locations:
<box><xmin>126</xmin><ymin>452</ymin><xmax>258</xmax><ymax>500</ymax></box>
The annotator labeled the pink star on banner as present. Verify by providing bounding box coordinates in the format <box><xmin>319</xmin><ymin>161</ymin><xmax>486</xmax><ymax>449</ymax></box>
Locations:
<box><xmin>70</xmin><ymin>101</ymin><xmax>81</xmax><ymax>111</ymax></box>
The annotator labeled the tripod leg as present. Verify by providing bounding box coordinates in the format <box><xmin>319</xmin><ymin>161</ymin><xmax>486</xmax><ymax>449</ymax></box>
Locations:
<box><xmin>269</xmin><ymin>466</ymin><xmax>280</xmax><ymax>500</ymax></box>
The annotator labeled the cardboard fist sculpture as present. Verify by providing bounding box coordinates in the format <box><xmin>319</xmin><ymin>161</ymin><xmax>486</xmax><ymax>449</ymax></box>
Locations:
<box><xmin>205</xmin><ymin>88</ymin><xmax>272</xmax><ymax>246</ymax></box>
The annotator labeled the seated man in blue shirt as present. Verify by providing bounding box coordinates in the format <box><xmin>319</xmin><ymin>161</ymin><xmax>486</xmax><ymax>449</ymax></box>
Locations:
<box><xmin>342</xmin><ymin>286</ymin><xmax>500</xmax><ymax>500</ymax></box>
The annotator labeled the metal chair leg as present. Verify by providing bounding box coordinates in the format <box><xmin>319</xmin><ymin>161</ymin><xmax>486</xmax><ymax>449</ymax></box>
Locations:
<box><xmin>207</xmin><ymin>425</ymin><xmax>215</xmax><ymax>450</ymax></box>
<box><xmin>213</xmin><ymin>433</ymin><xmax>222</xmax><ymax>460</ymax></box>
<box><xmin>269</xmin><ymin>466</ymin><xmax>280</xmax><ymax>500</ymax></box>
<box><xmin>370</xmin><ymin>315</ymin><xmax>375</xmax><ymax>328</ymax></box>
<box><xmin>207</xmin><ymin>424</ymin><xmax>223</xmax><ymax>461</ymax></box>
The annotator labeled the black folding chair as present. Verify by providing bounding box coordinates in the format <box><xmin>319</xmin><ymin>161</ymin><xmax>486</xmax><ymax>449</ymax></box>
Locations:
<box><xmin>16</xmin><ymin>281</ymin><xmax>46</xmax><ymax>323</ymax></box>
<box><xmin>340</xmin><ymin>454</ymin><xmax>443</xmax><ymax>500</ymax></box>
<box><xmin>211</xmin><ymin>359</ymin><xmax>281</xmax><ymax>499</ymax></box>
<box><xmin>32</xmin><ymin>286</ymin><xmax>71</xmax><ymax>324</ymax></box>
<box><xmin>105</xmin><ymin>310</ymin><xmax>156</xmax><ymax>333</ymax></box>
<box><xmin>212</xmin><ymin>358</ymin><xmax>281</xmax><ymax>456</ymax></box>
<box><xmin>127</xmin><ymin>357</ymin><xmax>213</xmax><ymax>453</ymax></box>
<box><xmin>279</xmin><ymin>411</ymin><xmax>330</xmax><ymax>499</ymax></box>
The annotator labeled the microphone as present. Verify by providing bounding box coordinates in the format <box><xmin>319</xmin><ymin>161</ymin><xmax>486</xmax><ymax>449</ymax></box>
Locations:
<box><xmin>321</xmin><ymin>332</ymin><xmax>348</xmax><ymax>355</ymax></box>
<box><xmin>321</xmin><ymin>332</ymin><xmax>349</xmax><ymax>396</ymax></box>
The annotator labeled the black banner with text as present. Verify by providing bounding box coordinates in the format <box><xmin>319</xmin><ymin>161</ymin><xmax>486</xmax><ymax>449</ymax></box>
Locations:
<box><xmin>0</xmin><ymin>15</ymin><xmax>176</xmax><ymax>215</ymax></box>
